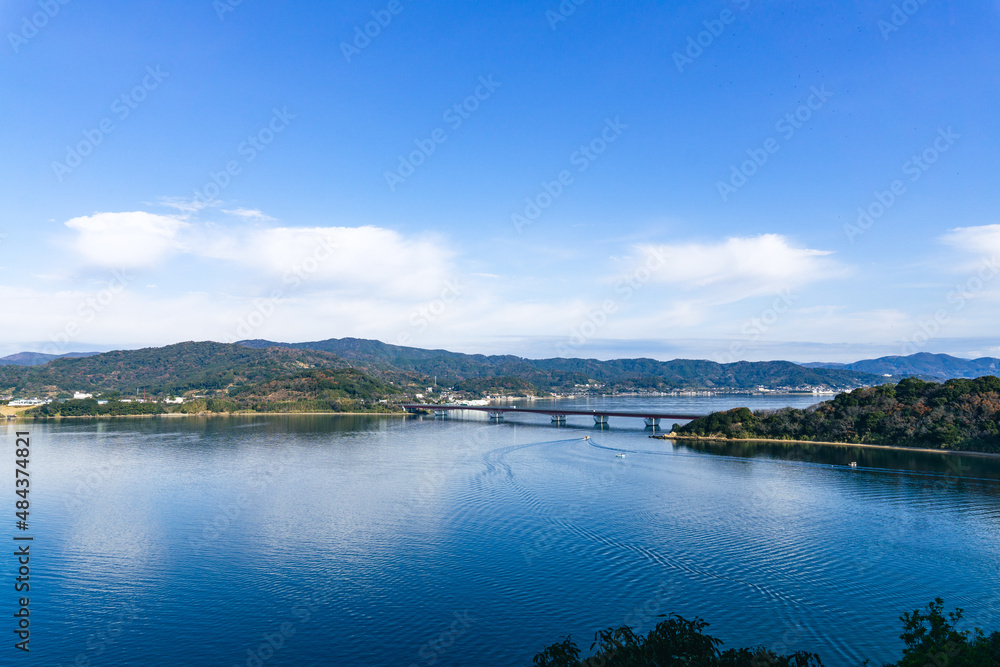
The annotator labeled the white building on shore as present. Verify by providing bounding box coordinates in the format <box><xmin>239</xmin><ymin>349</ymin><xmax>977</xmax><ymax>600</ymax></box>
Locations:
<box><xmin>8</xmin><ymin>398</ymin><xmax>49</xmax><ymax>407</ymax></box>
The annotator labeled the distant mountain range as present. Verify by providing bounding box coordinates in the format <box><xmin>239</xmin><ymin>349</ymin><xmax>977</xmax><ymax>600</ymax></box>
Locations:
<box><xmin>238</xmin><ymin>337</ymin><xmax>887</xmax><ymax>391</ymax></box>
<box><xmin>2</xmin><ymin>339</ymin><xmax>997</xmax><ymax>401</ymax></box>
<box><xmin>802</xmin><ymin>352</ymin><xmax>1000</xmax><ymax>380</ymax></box>
<box><xmin>0</xmin><ymin>351</ymin><xmax>100</xmax><ymax>366</ymax></box>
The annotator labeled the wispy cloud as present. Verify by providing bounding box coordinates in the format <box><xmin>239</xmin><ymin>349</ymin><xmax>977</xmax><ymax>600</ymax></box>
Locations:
<box><xmin>155</xmin><ymin>196</ymin><xmax>217</xmax><ymax>214</ymax></box>
<box><xmin>941</xmin><ymin>224</ymin><xmax>1000</xmax><ymax>264</ymax></box>
<box><xmin>221</xmin><ymin>208</ymin><xmax>276</xmax><ymax>221</ymax></box>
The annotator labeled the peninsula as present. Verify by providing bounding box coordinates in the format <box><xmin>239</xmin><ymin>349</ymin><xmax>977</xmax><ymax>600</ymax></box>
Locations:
<box><xmin>671</xmin><ymin>376</ymin><xmax>1000</xmax><ymax>454</ymax></box>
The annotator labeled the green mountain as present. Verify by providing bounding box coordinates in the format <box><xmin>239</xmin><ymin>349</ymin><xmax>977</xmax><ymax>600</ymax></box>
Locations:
<box><xmin>239</xmin><ymin>337</ymin><xmax>887</xmax><ymax>391</ymax></box>
<box><xmin>225</xmin><ymin>368</ymin><xmax>402</xmax><ymax>412</ymax></box>
<box><xmin>8</xmin><ymin>343</ymin><xmax>989</xmax><ymax>390</ymax></box>
<box><xmin>0</xmin><ymin>342</ymin><xmax>354</xmax><ymax>396</ymax></box>
<box><xmin>676</xmin><ymin>376</ymin><xmax>1000</xmax><ymax>453</ymax></box>
<box><xmin>1</xmin><ymin>338</ymin><xmax>895</xmax><ymax>404</ymax></box>
<box><xmin>32</xmin><ymin>367</ymin><xmax>404</xmax><ymax>417</ymax></box>
<box><xmin>451</xmin><ymin>375</ymin><xmax>546</xmax><ymax>397</ymax></box>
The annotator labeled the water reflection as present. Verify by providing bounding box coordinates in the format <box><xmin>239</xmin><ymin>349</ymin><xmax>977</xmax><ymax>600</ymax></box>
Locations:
<box><xmin>675</xmin><ymin>438</ymin><xmax>1000</xmax><ymax>483</ymax></box>
<box><xmin>6</xmin><ymin>413</ymin><xmax>999</xmax><ymax>667</ymax></box>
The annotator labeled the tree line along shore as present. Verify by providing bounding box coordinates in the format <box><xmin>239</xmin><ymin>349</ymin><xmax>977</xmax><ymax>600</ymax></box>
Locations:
<box><xmin>10</xmin><ymin>375</ymin><xmax>1000</xmax><ymax>457</ymax></box>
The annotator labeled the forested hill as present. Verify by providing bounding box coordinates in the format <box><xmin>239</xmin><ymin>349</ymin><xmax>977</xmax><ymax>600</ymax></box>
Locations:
<box><xmin>239</xmin><ymin>337</ymin><xmax>885</xmax><ymax>391</ymax></box>
<box><xmin>676</xmin><ymin>376</ymin><xmax>1000</xmax><ymax>453</ymax></box>
<box><xmin>0</xmin><ymin>342</ymin><xmax>356</xmax><ymax>396</ymax></box>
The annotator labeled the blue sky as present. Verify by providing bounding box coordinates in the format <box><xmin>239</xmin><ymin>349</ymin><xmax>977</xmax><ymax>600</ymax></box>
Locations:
<box><xmin>1</xmin><ymin>0</ymin><xmax>999</xmax><ymax>362</ymax></box>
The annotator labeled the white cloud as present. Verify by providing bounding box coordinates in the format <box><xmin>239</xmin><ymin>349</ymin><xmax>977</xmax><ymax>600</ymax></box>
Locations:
<box><xmin>65</xmin><ymin>212</ymin><xmax>187</xmax><ymax>269</ymax></box>
<box><xmin>635</xmin><ymin>234</ymin><xmax>839</xmax><ymax>295</ymax></box>
<box><xmin>63</xmin><ymin>209</ymin><xmax>455</xmax><ymax>299</ymax></box>
<box><xmin>208</xmin><ymin>225</ymin><xmax>455</xmax><ymax>299</ymax></box>
<box><xmin>43</xmin><ymin>218</ymin><xmax>928</xmax><ymax>359</ymax></box>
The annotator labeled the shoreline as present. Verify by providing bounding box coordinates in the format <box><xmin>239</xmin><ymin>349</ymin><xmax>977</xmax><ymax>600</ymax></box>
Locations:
<box><xmin>658</xmin><ymin>433</ymin><xmax>1000</xmax><ymax>459</ymax></box>
<box><xmin>10</xmin><ymin>411</ymin><xmax>998</xmax><ymax>460</ymax></box>
<box><xmin>7</xmin><ymin>411</ymin><xmax>412</xmax><ymax>421</ymax></box>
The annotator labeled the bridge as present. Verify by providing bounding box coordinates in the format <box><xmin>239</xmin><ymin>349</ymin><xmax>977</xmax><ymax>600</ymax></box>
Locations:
<box><xmin>402</xmin><ymin>404</ymin><xmax>706</xmax><ymax>428</ymax></box>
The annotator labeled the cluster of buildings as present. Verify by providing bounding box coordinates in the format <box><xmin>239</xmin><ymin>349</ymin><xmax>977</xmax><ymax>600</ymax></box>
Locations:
<box><xmin>755</xmin><ymin>385</ymin><xmax>839</xmax><ymax>395</ymax></box>
<box><xmin>4</xmin><ymin>393</ymin><xmax>188</xmax><ymax>407</ymax></box>
<box><xmin>7</xmin><ymin>398</ymin><xmax>51</xmax><ymax>407</ymax></box>
<box><xmin>107</xmin><ymin>395</ymin><xmax>188</xmax><ymax>405</ymax></box>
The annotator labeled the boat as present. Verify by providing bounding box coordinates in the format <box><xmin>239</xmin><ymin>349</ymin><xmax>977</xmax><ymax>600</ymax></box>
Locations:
<box><xmin>849</xmin><ymin>461</ymin><xmax>858</xmax><ymax>467</ymax></box>
<box><xmin>583</xmin><ymin>436</ymin><xmax>590</xmax><ymax>440</ymax></box>
<box><xmin>616</xmin><ymin>453</ymin><xmax>626</xmax><ymax>458</ymax></box>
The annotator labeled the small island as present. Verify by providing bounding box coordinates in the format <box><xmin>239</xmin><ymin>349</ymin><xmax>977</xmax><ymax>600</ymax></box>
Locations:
<box><xmin>668</xmin><ymin>376</ymin><xmax>1000</xmax><ymax>454</ymax></box>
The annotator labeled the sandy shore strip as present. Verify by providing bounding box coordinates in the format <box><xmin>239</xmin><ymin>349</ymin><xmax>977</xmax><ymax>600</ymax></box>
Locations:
<box><xmin>4</xmin><ymin>411</ymin><xmax>411</xmax><ymax>421</ymax></box>
<box><xmin>657</xmin><ymin>433</ymin><xmax>1000</xmax><ymax>459</ymax></box>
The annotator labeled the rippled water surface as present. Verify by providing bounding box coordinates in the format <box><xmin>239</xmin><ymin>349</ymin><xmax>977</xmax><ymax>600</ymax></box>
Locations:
<box><xmin>7</xmin><ymin>401</ymin><xmax>1000</xmax><ymax>666</ymax></box>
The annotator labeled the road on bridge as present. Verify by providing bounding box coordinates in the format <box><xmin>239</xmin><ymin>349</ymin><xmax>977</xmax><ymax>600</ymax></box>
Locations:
<box><xmin>402</xmin><ymin>404</ymin><xmax>706</xmax><ymax>425</ymax></box>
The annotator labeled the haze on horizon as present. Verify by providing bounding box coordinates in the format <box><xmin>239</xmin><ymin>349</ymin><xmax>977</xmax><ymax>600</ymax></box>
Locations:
<box><xmin>2</xmin><ymin>1</ymin><xmax>998</xmax><ymax>364</ymax></box>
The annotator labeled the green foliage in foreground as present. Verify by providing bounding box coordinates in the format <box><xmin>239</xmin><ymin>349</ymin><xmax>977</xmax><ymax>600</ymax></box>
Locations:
<box><xmin>676</xmin><ymin>376</ymin><xmax>1000</xmax><ymax>453</ymax></box>
<box><xmin>532</xmin><ymin>599</ymin><xmax>1000</xmax><ymax>666</ymax></box>
<box><xmin>893</xmin><ymin>599</ymin><xmax>1000</xmax><ymax>667</ymax></box>
<box><xmin>532</xmin><ymin>614</ymin><xmax>821</xmax><ymax>667</ymax></box>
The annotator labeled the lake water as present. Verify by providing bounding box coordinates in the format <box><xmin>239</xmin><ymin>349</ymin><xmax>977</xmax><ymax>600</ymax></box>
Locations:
<box><xmin>6</xmin><ymin>396</ymin><xmax>1000</xmax><ymax>666</ymax></box>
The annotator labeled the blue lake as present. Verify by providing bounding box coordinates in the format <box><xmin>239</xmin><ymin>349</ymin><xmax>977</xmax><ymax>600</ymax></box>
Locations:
<box><xmin>6</xmin><ymin>396</ymin><xmax>1000</xmax><ymax>666</ymax></box>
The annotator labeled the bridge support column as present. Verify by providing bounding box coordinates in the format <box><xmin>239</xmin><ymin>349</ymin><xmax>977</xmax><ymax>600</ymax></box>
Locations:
<box><xmin>644</xmin><ymin>418</ymin><xmax>660</xmax><ymax>428</ymax></box>
<box><xmin>551</xmin><ymin>414</ymin><xmax>567</xmax><ymax>424</ymax></box>
<box><xmin>593</xmin><ymin>415</ymin><xmax>608</xmax><ymax>425</ymax></box>
<box><xmin>488</xmin><ymin>411</ymin><xmax>504</xmax><ymax>421</ymax></box>
<box><xmin>434</xmin><ymin>410</ymin><xmax>448</xmax><ymax>418</ymax></box>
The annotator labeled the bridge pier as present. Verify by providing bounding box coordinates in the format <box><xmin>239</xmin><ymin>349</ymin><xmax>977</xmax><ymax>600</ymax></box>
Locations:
<box><xmin>644</xmin><ymin>418</ymin><xmax>660</xmax><ymax>428</ymax></box>
<box><xmin>488</xmin><ymin>411</ymin><xmax>504</xmax><ymax>421</ymax></box>
<box><xmin>434</xmin><ymin>410</ymin><xmax>448</xmax><ymax>418</ymax></box>
<box><xmin>551</xmin><ymin>414</ymin><xmax>567</xmax><ymax>424</ymax></box>
<box><xmin>593</xmin><ymin>414</ymin><xmax>608</xmax><ymax>425</ymax></box>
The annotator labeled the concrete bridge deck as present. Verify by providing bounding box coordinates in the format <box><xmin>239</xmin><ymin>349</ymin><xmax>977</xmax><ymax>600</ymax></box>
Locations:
<box><xmin>402</xmin><ymin>404</ymin><xmax>706</xmax><ymax>427</ymax></box>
